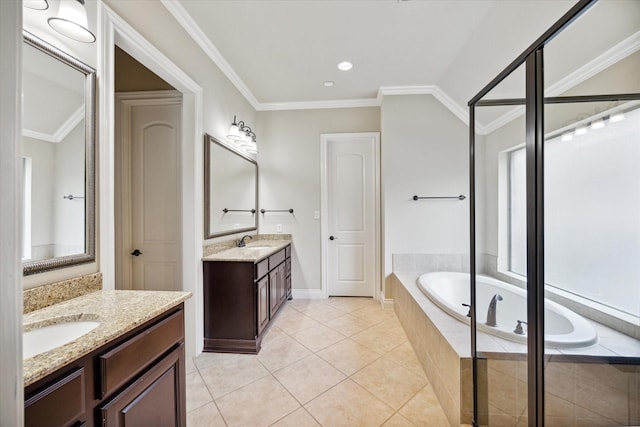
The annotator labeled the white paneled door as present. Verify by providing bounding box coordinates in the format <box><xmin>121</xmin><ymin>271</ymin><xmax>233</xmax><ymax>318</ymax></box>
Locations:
<box><xmin>116</xmin><ymin>93</ymin><xmax>182</xmax><ymax>291</ymax></box>
<box><xmin>323</xmin><ymin>133</ymin><xmax>379</xmax><ymax>297</ymax></box>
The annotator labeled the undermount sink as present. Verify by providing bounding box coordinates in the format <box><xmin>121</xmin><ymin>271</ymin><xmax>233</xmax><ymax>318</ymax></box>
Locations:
<box><xmin>244</xmin><ymin>245</ymin><xmax>272</xmax><ymax>250</ymax></box>
<box><xmin>23</xmin><ymin>319</ymin><xmax>100</xmax><ymax>359</ymax></box>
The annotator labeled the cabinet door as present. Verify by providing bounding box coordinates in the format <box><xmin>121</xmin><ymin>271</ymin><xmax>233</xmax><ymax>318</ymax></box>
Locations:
<box><xmin>100</xmin><ymin>344</ymin><xmax>185</xmax><ymax>427</ymax></box>
<box><xmin>25</xmin><ymin>368</ymin><xmax>85</xmax><ymax>427</ymax></box>
<box><xmin>277</xmin><ymin>263</ymin><xmax>287</xmax><ymax>305</ymax></box>
<box><xmin>269</xmin><ymin>269</ymin><xmax>279</xmax><ymax>317</ymax></box>
<box><xmin>256</xmin><ymin>276</ymin><xmax>269</xmax><ymax>335</ymax></box>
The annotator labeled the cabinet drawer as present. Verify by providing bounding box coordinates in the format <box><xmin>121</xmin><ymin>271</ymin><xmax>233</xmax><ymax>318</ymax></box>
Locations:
<box><xmin>98</xmin><ymin>309</ymin><xmax>184</xmax><ymax>398</ymax></box>
<box><xmin>25</xmin><ymin>367</ymin><xmax>85</xmax><ymax>427</ymax></box>
<box><xmin>269</xmin><ymin>249</ymin><xmax>286</xmax><ymax>269</ymax></box>
<box><xmin>256</xmin><ymin>258</ymin><xmax>269</xmax><ymax>280</ymax></box>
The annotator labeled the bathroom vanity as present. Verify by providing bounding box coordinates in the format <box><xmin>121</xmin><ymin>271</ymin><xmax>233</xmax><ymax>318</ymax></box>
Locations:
<box><xmin>23</xmin><ymin>291</ymin><xmax>191</xmax><ymax>427</ymax></box>
<box><xmin>202</xmin><ymin>239</ymin><xmax>292</xmax><ymax>354</ymax></box>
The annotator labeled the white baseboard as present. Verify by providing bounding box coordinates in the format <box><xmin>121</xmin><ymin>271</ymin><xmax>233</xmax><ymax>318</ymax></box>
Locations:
<box><xmin>292</xmin><ymin>288</ymin><xmax>325</xmax><ymax>299</ymax></box>
<box><xmin>380</xmin><ymin>291</ymin><xmax>394</xmax><ymax>309</ymax></box>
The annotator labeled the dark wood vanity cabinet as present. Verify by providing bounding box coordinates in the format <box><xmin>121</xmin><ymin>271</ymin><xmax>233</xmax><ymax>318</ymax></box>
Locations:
<box><xmin>203</xmin><ymin>244</ymin><xmax>292</xmax><ymax>354</ymax></box>
<box><xmin>24</xmin><ymin>304</ymin><xmax>186</xmax><ymax>427</ymax></box>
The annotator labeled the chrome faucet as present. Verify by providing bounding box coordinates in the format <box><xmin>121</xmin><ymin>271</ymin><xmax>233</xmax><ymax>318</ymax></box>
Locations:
<box><xmin>485</xmin><ymin>294</ymin><xmax>503</xmax><ymax>327</ymax></box>
<box><xmin>238</xmin><ymin>235</ymin><xmax>252</xmax><ymax>247</ymax></box>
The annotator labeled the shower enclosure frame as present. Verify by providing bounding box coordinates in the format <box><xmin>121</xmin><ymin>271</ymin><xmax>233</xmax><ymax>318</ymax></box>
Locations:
<box><xmin>468</xmin><ymin>0</ymin><xmax>640</xmax><ymax>425</ymax></box>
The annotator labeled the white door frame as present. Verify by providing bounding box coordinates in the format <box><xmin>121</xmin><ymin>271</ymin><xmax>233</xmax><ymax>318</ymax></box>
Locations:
<box><xmin>320</xmin><ymin>132</ymin><xmax>381</xmax><ymax>300</ymax></box>
<box><xmin>100</xmin><ymin>4</ymin><xmax>204</xmax><ymax>355</ymax></box>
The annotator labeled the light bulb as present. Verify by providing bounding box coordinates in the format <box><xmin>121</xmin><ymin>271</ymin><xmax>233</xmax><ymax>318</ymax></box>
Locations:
<box><xmin>610</xmin><ymin>112</ymin><xmax>625</xmax><ymax>123</ymax></box>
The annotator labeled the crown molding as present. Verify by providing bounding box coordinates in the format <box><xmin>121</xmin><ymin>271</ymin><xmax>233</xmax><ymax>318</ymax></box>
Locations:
<box><xmin>258</xmin><ymin>98</ymin><xmax>379</xmax><ymax>111</ymax></box>
<box><xmin>377</xmin><ymin>85</ymin><xmax>484</xmax><ymax>132</ymax></box>
<box><xmin>23</xmin><ymin>105</ymin><xmax>84</xmax><ymax>143</ymax></box>
<box><xmin>159</xmin><ymin>0</ymin><xmax>260</xmax><ymax>110</ymax></box>
<box><xmin>546</xmin><ymin>30</ymin><xmax>640</xmax><ymax>97</ymax></box>
<box><xmin>483</xmin><ymin>30</ymin><xmax>640</xmax><ymax>135</ymax></box>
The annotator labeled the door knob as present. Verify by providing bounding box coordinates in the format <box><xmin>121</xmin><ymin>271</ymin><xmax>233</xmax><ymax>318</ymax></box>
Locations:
<box><xmin>329</xmin><ymin>235</ymin><xmax>338</xmax><ymax>241</ymax></box>
<box><xmin>131</xmin><ymin>249</ymin><xmax>143</xmax><ymax>256</ymax></box>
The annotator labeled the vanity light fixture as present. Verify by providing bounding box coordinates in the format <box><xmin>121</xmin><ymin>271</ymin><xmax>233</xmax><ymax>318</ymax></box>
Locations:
<box><xmin>227</xmin><ymin>115</ymin><xmax>257</xmax><ymax>154</ymax></box>
<box><xmin>590</xmin><ymin>118</ymin><xmax>605</xmax><ymax>130</ymax></box>
<box><xmin>610</xmin><ymin>112</ymin><xmax>625</xmax><ymax>123</ymax></box>
<box><xmin>24</xmin><ymin>0</ymin><xmax>49</xmax><ymax>10</ymax></box>
<box><xmin>48</xmin><ymin>0</ymin><xmax>96</xmax><ymax>43</ymax></box>
<box><xmin>337</xmin><ymin>61</ymin><xmax>353</xmax><ymax>71</ymax></box>
<box><xmin>561</xmin><ymin>132</ymin><xmax>573</xmax><ymax>142</ymax></box>
<box><xmin>575</xmin><ymin>125</ymin><xmax>588</xmax><ymax>136</ymax></box>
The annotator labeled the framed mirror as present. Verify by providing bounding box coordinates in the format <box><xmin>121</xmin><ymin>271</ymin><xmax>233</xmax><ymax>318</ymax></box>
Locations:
<box><xmin>22</xmin><ymin>31</ymin><xmax>96</xmax><ymax>275</ymax></box>
<box><xmin>204</xmin><ymin>134</ymin><xmax>258</xmax><ymax>239</ymax></box>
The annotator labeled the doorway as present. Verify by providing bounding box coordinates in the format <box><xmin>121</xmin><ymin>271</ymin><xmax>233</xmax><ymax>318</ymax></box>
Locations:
<box><xmin>321</xmin><ymin>132</ymin><xmax>380</xmax><ymax>298</ymax></box>
<box><xmin>114</xmin><ymin>47</ymin><xmax>182</xmax><ymax>291</ymax></box>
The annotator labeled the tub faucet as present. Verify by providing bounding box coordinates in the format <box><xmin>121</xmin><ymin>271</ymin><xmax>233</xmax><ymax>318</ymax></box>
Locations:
<box><xmin>485</xmin><ymin>294</ymin><xmax>503</xmax><ymax>327</ymax></box>
<box><xmin>238</xmin><ymin>235</ymin><xmax>252</xmax><ymax>247</ymax></box>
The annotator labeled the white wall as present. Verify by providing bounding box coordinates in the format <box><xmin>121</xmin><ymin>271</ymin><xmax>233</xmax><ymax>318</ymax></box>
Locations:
<box><xmin>381</xmin><ymin>94</ymin><xmax>469</xmax><ymax>291</ymax></box>
<box><xmin>257</xmin><ymin>108</ymin><xmax>380</xmax><ymax>291</ymax></box>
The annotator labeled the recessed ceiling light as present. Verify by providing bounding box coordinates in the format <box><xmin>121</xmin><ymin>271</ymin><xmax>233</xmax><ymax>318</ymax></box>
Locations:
<box><xmin>323</xmin><ymin>81</ymin><xmax>334</xmax><ymax>87</ymax></box>
<box><xmin>337</xmin><ymin>61</ymin><xmax>353</xmax><ymax>71</ymax></box>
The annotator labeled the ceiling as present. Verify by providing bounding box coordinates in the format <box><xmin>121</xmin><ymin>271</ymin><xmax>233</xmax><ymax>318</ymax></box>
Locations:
<box><xmin>168</xmin><ymin>0</ymin><xmax>579</xmax><ymax>110</ymax></box>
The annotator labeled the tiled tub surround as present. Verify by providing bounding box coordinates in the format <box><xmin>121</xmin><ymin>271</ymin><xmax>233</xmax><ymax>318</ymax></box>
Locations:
<box><xmin>392</xmin><ymin>266</ymin><xmax>640</xmax><ymax>426</ymax></box>
<box><xmin>23</xmin><ymin>290</ymin><xmax>191</xmax><ymax>386</ymax></box>
<box><xmin>203</xmin><ymin>233</ymin><xmax>292</xmax><ymax>257</ymax></box>
<box><xmin>23</xmin><ymin>272</ymin><xmax>102</xmax><ymax>313</ymax></box>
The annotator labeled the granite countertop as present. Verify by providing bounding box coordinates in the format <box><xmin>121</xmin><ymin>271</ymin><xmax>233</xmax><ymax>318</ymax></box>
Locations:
<box><xmin>23</xmin><ymin>290</ymin><xmax>191</xmax><ymax>387</ymax></box>
<box><xmin>202</xmin><ymin>239</ymin><xmax>291</xmax><ymax>262</ymax></box>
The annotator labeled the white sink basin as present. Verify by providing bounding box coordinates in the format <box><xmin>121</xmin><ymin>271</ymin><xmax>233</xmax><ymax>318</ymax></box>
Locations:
<box><xmin>24</xmin><ymin>320</ymin><xmax>100</xmax><ymax>359</ymax></box>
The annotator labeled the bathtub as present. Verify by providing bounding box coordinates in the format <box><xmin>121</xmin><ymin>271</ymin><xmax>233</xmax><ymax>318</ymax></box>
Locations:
<box><xmin>417</xmin><ymin>272</ymin><xmax>598</xmax><ymax>348</ymax></box>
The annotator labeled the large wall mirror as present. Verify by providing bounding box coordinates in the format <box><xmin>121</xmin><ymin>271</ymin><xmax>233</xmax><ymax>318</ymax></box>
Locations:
<box><xmin>204</xmin><ymin>134</ymin><xmax>258</xmax><ymax>239</ymax></box>
<box><xmin>22</xmin><ymin>31</ymin><xmax>96</xmax><ymax>275</ymax></box>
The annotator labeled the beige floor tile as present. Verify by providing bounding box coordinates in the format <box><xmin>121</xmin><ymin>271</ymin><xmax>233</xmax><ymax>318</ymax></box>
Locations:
<box><xmin>351</xmin><ymin>304</ymin><xmax>398</xmax><ymax>325</ymax></box>
<box><xmin>305</xmin><ymin>379</ymin><xmax>394</xmax><ymax>427</ymax></box>
<box><xmin>398</xmin><ymin>384</ymin><xmax>450</xmax><ymax>426</ymax></box>
<box><xmin>291</xmin><ymin>323</ymin><xmax>346</xmax><ymax>352</ymax></box>
<box><xmin>351</xmin><ymin>323</ymin><xmax>408</xmax><ymax>354</ymax></box>
<box><xmin>316</xmin><ymin>339</ymin><xmax>381</xmax><ymax>376</ymax></box>
<box><xmin>287</xmin><ymin>298</ymin><xmax>328</xmax><ymax>312</ymax></box>
<box><xmin>186</xmin><ymin>371</ymin><xmax>213</xmax><ymax>412</ymax></box>
<box><xmin>257</xmin><ymin>335</ymin><xmax>313</xmax><ymax>372</ymax></box>
<box><xmin>187</xmin><ymin>401</ymin><xmax>226</xmax><ymax>427</ymax></box>
<box><xmin>296</xmin><ymin>303</ymin><xmax>346</xmax><ymax>323</ymax></box>
<box><xmin>326</xmin><ymin>296</ymin><xmax>376</xmax><ymax>313</ymax></box>
<box><xmin>273</xmin><ymin>354</ymin><xmax>346</xmax><ymax>404</ymax></box>
<box><xmin>352</xmin><ymin>357</ymin><xmax>427</xmax><ymax>410</ymax></box>
<box><xmin>216</xmin><ymin>375</ymin><xmax>300</xmax><ymax>427</ymax></box>
<box><xmin>262</xmin><ymin>325</ymin><xmax>289</xmax><ymax>346</ymax></box>
<box><xmin>382</xmin><ymin>413</ymin><xmax>415</xmax><ymax>426</ymax></box>
<box><xmin>382</xmin><ymin>342</ymin><xmax>427</xmax><ymax>378</ymax></box>
<box><xmin>272</xmin><ymin>310</ymin><xmax>321</xmax><ymax>335</ymax></box>
<box><xmin>270</xmin><ymin>407</ymin><xmax>320</xmax><ymax>427</ymax></box>
<box><xmin>324</xmin><ymin>313</ymin><xmax>373</xmax><ymax>336</ymax></box>
<box><xmin>194</xmin><ymin>350</ymin><xmax>255</xmax><ymax>371</ymax></box>
<box><xmin>198</xmin><ymin>353</ymin><xmax>270</xmax><ymax>398</ymax></box>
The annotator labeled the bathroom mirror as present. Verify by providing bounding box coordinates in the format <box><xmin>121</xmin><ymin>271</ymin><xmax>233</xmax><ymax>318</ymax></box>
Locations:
<box><xmin>204</xmin><ymin>134</ymin><xmax>258</xmax><ymax>239</ymax></box>
<box><xmin>22</xmin><ymin>31</ymin><xmax>96</xmax><ymax>275</ymax></box>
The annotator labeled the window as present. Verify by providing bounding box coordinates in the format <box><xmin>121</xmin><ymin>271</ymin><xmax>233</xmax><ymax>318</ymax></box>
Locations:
<box><xmin>507</xmin><ymin>107</ymin><xmax>640</xmax><ymax>318</ymax></box>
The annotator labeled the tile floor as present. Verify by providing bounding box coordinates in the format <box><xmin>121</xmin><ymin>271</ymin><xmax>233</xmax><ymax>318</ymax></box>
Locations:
<box><xmin>186</xmin><ymin>297</ymin><xmax>451</xmax><ymax>427</ymax></box>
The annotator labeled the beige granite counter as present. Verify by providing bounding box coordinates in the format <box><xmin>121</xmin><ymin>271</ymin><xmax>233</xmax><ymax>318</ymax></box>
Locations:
<box><xmin>23</xmin><ymin>290</ymin><xmax>191</xmax><ymax>387</ymax></box>
<box><xmin>202</xmin><ymin>238</ymin><xmax>291</xmax><ymax>262</ymax></box>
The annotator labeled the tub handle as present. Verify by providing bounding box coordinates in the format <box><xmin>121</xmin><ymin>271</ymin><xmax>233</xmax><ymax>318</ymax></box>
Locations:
<box><xmin>461</xmin><ymin>303</ymin><xmax>472</xmax><ymax>318</ymax></box>
<box><xmin>514</xmin><ymin>320</ymin><xmax>528</xmax><ymax>335</ymax></box>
